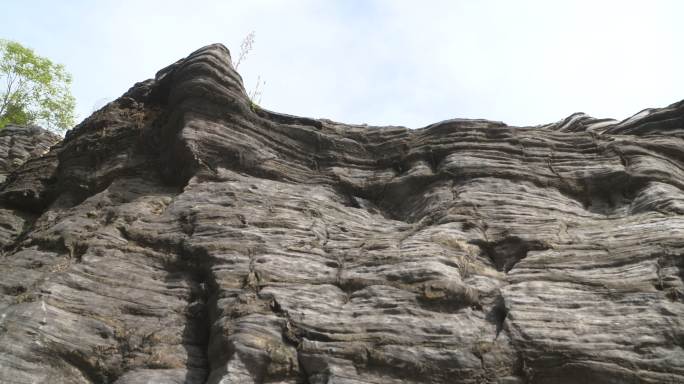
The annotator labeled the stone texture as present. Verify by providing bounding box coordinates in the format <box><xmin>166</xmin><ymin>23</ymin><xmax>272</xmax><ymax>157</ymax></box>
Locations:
<box><xmin>0</xmin><ymin>125</ymin><xmax>60</xmax><ymax>250</ymax></box>
<box><xmin>0</xmin><ymin>124</ymin><xmax>60</xmax><ymax>183</ymax></box>
<box><xmin>0</xmin><ymin>44</ymin><xmax>683</xmax><ymax>384</ymax></box>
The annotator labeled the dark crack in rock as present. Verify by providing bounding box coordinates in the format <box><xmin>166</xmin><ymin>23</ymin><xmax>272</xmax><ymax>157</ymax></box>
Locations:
<box><xmin>0</xmin><ymin>44</ymin><xmax>683</xmax><ymax>384</ymax></box>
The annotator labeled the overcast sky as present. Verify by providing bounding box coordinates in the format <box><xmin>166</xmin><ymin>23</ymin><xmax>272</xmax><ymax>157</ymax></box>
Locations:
<box><xmin>3</xmin><ymin>0</ymin><xmax>683</xmax><ymax>128</ymax></box>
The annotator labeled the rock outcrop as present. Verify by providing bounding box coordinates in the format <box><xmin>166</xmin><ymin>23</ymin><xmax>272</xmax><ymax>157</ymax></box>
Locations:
<box><xmin>0</xmin><ymin>44</ymin><xmax>683</xmax><ymax>384</ymax></box>
<box><xmin>0</xmin><ymin>125</ymin><xmax>60</xmax><ymax>183</ymax></box>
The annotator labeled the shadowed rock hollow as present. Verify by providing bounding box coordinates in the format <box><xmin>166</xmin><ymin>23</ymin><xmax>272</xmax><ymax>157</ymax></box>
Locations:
<box><xmin>0</xmin><ymin>44</ymin><xmax>683</xmax><ymax>384</ymax></box>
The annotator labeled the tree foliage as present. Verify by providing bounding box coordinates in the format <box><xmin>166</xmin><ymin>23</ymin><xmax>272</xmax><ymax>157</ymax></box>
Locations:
<box><xmin>0</xmin><ymin>39</ymin><xmax>75</xmax><ymax>132</ymax></box>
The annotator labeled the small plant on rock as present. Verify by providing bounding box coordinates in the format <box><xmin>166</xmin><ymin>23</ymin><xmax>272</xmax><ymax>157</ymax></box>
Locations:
<box><xmin>234</xmin><ymin>31</ymin><xmax>266</xmax><ymax>108</ymax></box>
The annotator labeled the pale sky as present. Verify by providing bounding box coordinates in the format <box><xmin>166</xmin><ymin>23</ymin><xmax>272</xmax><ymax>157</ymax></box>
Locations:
<box><xmin>3</xmin><ymin>0</ymin><xmax>683</xmax><ymax>128</ymax></box>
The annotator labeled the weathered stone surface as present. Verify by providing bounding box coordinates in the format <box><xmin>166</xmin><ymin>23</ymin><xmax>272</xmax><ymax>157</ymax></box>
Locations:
<box><xmin>0</xmin><ymin>125</ymin><xmax>60</xmax><ymax>253</ymax></box>
<box><xmin>0</xmin><ymin>125</ymin><xmax>60</xmax><ymax>182</ymax></box>
<box><xmin>0</xmin><ymin>44</ymin><xmax>683</xmax><ymax>383</ymax></box>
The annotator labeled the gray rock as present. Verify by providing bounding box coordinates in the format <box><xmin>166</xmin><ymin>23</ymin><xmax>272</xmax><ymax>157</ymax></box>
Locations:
<box><xmin>0</xmin><ymin>124</ymin><xmax>60</xmax><ymax>183</ymax></box>
<box><xmin>0</xmin><ymin>43</ymin><xmax>682</xmax><ymax>383</ymax></box>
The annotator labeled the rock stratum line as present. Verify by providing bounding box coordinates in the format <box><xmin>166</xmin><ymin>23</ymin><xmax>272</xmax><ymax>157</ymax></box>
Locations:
<box><xmin>0</xmin><ymin>44</ymin><xmax>683</xmax><ymax>384</ymax></box>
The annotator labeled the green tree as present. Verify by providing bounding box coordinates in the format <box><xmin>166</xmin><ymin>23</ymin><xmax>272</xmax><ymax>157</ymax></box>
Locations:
<box><xmin>0</xmin><ymin>39</ymin><xmax>75</xmax><ymax>132</ymax></box>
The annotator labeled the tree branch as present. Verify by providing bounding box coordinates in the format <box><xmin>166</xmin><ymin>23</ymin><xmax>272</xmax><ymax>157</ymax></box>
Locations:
<box><xmin>0</xmin><ymin>71</ymin><xmax>17</xmax><ymax>117</ymax></box>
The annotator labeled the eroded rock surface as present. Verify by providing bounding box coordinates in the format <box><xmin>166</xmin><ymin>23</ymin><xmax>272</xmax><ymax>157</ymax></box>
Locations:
<box><xmin>0</xmin><ymin>125</ymin><xmax>60</xmax><ymax>182</ymax></box>
<box><xmin>0</xmin><ymin>44</ymin><xmax>683</xmax><ymax>384</ymax></box>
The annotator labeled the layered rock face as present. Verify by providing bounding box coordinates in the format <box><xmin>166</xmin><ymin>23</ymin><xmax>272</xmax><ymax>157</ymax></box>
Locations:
<box><xmin>0</xmin><ymin>125</ymin><xmax>60</xmax><ymax>183</ymax></box>
<box><xmin>0</xmin><ymin>44</ymin><xmax>683</xmax><ymax>384</ymax></box>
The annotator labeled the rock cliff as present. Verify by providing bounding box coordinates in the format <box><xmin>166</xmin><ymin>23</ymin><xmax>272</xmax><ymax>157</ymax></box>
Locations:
<box><xmin>0</xmin><ymin>125</ymin><xmax>60</xmax><ymax>183</ymax></box>
<box><xmin>0</xmin><ymin>44</ymin><xmax>683</xmax><ymax>384</ymax></box>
